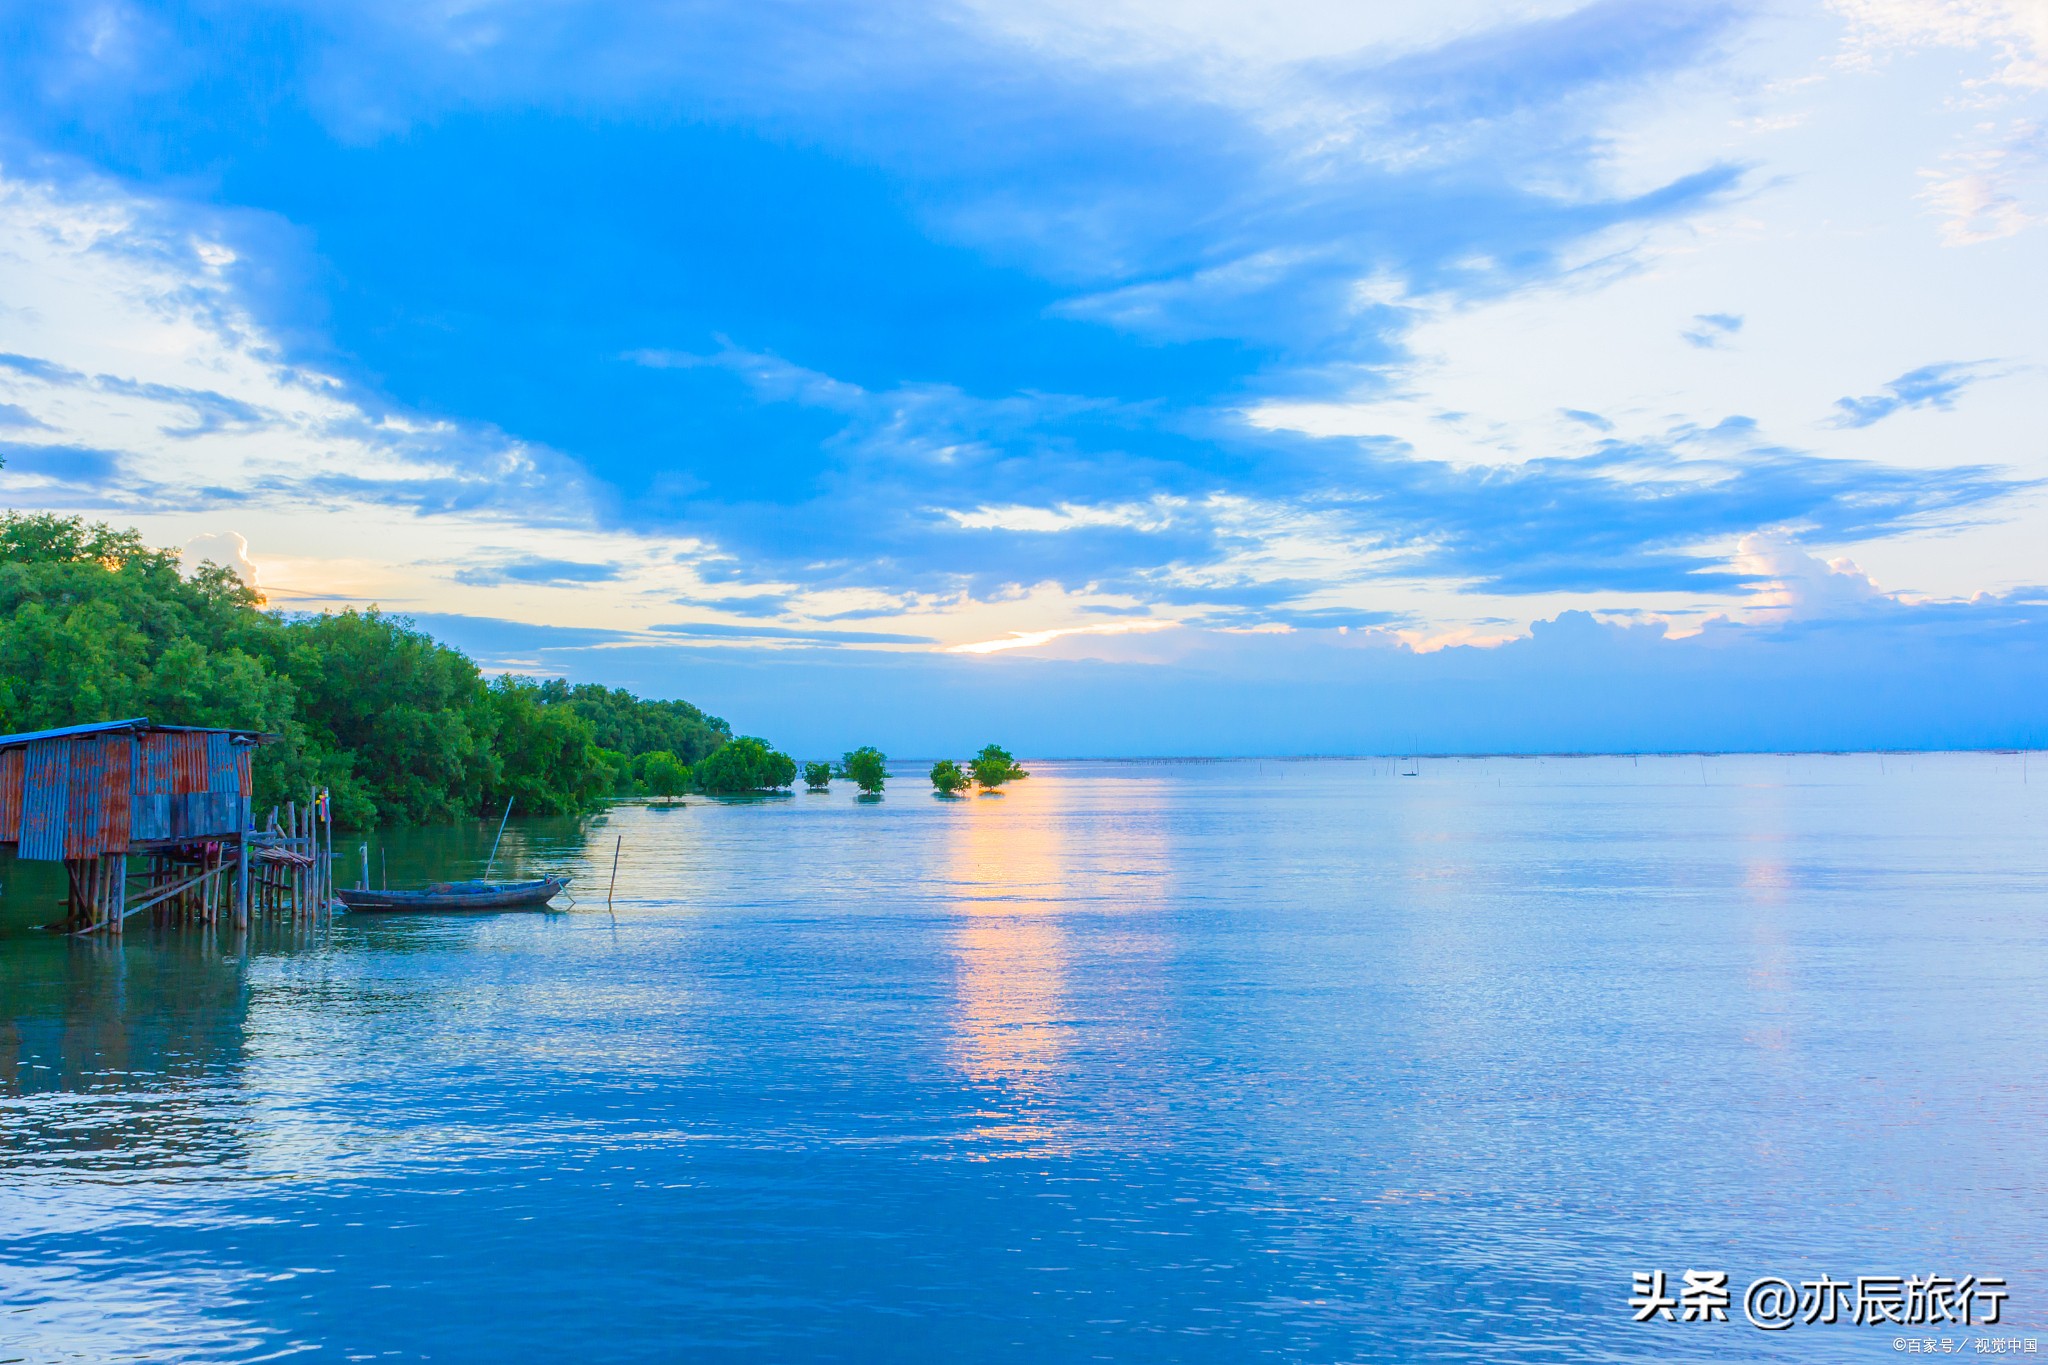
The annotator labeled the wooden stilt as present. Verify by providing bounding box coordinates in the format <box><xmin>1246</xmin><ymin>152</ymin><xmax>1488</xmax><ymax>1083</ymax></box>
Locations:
<box><xmin>286</xmin><ymin>801</ymin><xmax>298</xmax><ymax>916</ymax></box>
<box><xmin>236</xmin><ymin>830</ymin><xmax>250</xmax><ymax>929</ymax></box>
<box><xmin>321</xmin><ymin>788</ymin><xmax>333</xmax><ymax>916</ymax></box>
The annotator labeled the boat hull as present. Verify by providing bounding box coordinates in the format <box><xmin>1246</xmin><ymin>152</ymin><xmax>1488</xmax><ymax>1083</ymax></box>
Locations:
<box><xmin>335</xmin><ymin>877</ymin><xmax>568</xmax><ymax>912</ymax></box>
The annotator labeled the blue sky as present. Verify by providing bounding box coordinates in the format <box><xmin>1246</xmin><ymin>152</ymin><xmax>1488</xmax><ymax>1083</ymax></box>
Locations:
<box><xmin>0</xmin><ymin>0</ymin><xmax>2043</xmax><ymax>751</ymax></box>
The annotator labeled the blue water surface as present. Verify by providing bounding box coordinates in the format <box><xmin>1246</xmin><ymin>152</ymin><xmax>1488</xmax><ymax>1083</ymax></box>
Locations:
<box><xmin>2</xmin><ymin>755</ymin><xmax>2044</xmax><ymax>1362</ymax></box>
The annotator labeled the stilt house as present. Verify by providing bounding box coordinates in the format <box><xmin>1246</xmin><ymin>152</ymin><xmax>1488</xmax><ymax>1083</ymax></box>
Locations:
<box><xmin>0</xmin><ymin>718</ymin><xmax>297</xmax><ymax>930</ymax></box>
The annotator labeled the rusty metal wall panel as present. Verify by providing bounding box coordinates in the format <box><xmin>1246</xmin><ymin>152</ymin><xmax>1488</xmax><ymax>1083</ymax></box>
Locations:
<box><xmin>129</xmin><ymin>733</ymin><xmax>175</xmax><ymax>841</ymax></box>
<box><xmin>236</xmin><ymin>746</ymin><xmax>253</xmax><ymax>799</ymax></box>
<box><xmin>143</xmin><ymin>733</ymin><xmax>176</xmax><ymax>797</ymax></box>
<box><xmin>63</xmin><ymin>737</ymin><xmax>102</xmax><ymax>858</ymax></box>
<box><xmin>18</xmin><ymin>741</ymin><xmax>68</xmax><ymax>860</ymax></box>
<box><xmin>0</xmin><ymin>748</ymin><xmax>21</xmax><ymax>842</ymax></box>
<box><xmin>102</xmin><ymin>735</ymin><xmax>132</xmax><ymax>854</ymax></box>
<box><xmin>206</xmin><ymin>732</ymin><xmax>236</xmax><ymax>795</ymax></box>
<box><xmin>171</xmin><ymin>732</ymin><xmax>208</xmax><ymax>795</ymax></box>
<box><xmin>49</xmin><ymin>734</ymin><xmax>135</xmax><ymax>858</ymax></box>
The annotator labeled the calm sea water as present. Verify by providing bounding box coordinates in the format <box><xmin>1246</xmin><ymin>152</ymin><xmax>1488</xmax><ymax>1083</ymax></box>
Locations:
<box><xmin>2</xmin><ymin>755</ymin><xmax>2044</xmax><ymax>1362</ymax></box>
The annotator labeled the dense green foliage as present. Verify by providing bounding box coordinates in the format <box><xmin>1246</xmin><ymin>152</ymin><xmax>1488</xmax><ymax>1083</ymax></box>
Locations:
<box><xmin>929</xmin><ymin>759</ymin><xmax>969</xmax><ymax>795</ymax></box>
<box><xmin>969</xmin><ymin>744</ymin><xmax>1028</xmax><ymax>790</ymax></box>
<box><xmin>0</xmin><ymin>511</ymin><xmax>761</xmax><ymax>828</ymax></box>
<box><xmin>638</xmin><ymin>751</ymin><xmax>692</xmax><ymax>798</ymax></box>
<box><xmin>803</xmin><ymin>761</ymin><xmax>833</xmax><ymax>791</ymax></box>
<box><xmin>534</xmin><ymin>681</ymin><xmax>729</xmax><ymax>765</ymax></box>
<box><xmin>841</xmin><ymin>746</ymin><xmax>886</xmax><ymax>794</ymax></box>
<box><xmin>694</xmin><ymin>736</ymin><xmax>798</xmax><ymax>793</ymax></box>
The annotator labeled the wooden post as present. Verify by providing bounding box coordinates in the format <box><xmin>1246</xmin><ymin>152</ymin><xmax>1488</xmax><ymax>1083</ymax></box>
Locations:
<box><xmin>607</xmin><ymin>835</ymin><xmax>621</xmax><ymax>922</ymax></box>
<box><xmin>286</xmin><ymin>800</ymin><xmax>298</xmax><ymax>916</ymax></box>
<box><xmin>321</xmin><ymin>788</ymin><xmax>333</xmax><ymax>915</ymax></box>
<box><xmin>360</xmin><ymin>843</ymin><xmax>370</xmax><ymax>891</ymax></box>
<box><xmin>236</xmin><ymin>830</ymin><xmax>250</xmax><ymax>928</ymax></box>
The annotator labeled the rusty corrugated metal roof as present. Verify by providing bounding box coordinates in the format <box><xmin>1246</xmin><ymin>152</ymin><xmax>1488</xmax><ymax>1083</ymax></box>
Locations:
<box><xmin>0</xmin><ymin>718</ymin><xmax>149</xmax><ymax>748</ymax></box>
<box><xmin>0</xmin><ymin>718</ymin><xmax>279</xmax><ymax>749</ymax></box>
<box><xmin>3</xmin><ymin>722</ymin><xmax>273</xmax><ymax>859</ymax></box>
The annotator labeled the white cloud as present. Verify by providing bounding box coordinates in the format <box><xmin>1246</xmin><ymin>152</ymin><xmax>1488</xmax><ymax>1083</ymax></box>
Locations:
<box><xmin>942</xmin><ymin>498</ymin><xmax>1184</xmax><ymax>533</ymax></box>
<box><xmin>0</xmin><ymin>167</ymin><xmax>746</xmax><ymax>631</ymax></box>
<box><xmin>1733</xmin><ymin>532</ymin><xmax>1891</xmax><ymax>620</ymax></box>
<box><xmin>183</xmin><ymin>530</ymin><xmax>259</xmax><ymax>585</ymax></box>
<box><xmin>1920</xmin><ymin>117</ymin><xmax>2048</xmax><ymax>241</ymax></box>
<box><xmin>947</xmin><ymin>618</ymin><xmax>1177</xmax><ymax>654</ymax></box>
<box><xmin>1832</xmin><ymin>0</ymin><xmax>2048</xmax><ymax>87</ymax></box>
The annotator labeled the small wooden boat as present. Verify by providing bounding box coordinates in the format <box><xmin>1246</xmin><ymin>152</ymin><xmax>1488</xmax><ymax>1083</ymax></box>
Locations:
<box><xmin>335</xmin><ymin>876</ymin><xmax>568</xmax><ymax>913</ymax></box>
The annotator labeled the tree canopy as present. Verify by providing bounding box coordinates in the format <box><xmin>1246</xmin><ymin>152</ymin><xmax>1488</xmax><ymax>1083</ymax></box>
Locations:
<box><xmin>929</xmin><ymin>759</ymin><xmax>969</xmax><ymax>795</ymax></box>
<box><xmin>694</xmin><ymin>736</ymin><xmax>797</xmax><ymax>793</ymax></box>
<box><xmin>0</xmin><ymin>511</ymin><xmax>776</xmax><ymax>827</ymax></box>
<box><xmin>969</xmin><ymin>744</ymin><xmax>1028</xmax><ymax>790</ymax></box>
<box><xmin>841</xmin><ymin>746</ymin><xmax>886</xmax><ymax>794</ymax></box>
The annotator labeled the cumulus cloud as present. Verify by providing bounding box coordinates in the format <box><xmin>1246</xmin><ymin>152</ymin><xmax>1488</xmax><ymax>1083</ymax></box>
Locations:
<box><xmin>1732</xmin><ymin>533</ymin><xmax>1889</xmax><ymax>620</ymax></box>
<box><xmin>184</xmin><ymin>530</ymin><xmax>259</xmax><ymax>586</ymax></box>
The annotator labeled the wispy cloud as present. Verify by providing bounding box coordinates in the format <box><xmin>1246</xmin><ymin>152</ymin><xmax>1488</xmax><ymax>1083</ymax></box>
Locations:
<box><xmin>1832</xmin><ymin>0</ymin><xmax>2048</xmax><ymax>89</ymax></box>
<box><xmin>947</xmin><ymin>619</ymin><xmax>1175</xmax><ymax>654</ymax></box>
<box><xmin>0</xmin><ymin>0</ymin><xmax>2037</xmax><ymax>697</ymax></box>
<box><xmin>651</xmin><ymin>622</ymin><xmax>938</xmax><ymax>646</ymax></box>
<box><xmin>1681</xmin><ymin>312</ymin><xmax>1744</xmax><ymax>349</ymax></box>
<box><xmin>1831</xmin><ymin>361</ymin><xmax>1997</xmax><ymax>427</ymax></box>
<box><xmin>1920</xmin><ymin>120</ymin><xmax>2048</xmax><ymax>245</ymax></box>
<box><xmin>452</xmin><ymin>556</ymin><xmax>625</xmax><ymax>587</ymax></box>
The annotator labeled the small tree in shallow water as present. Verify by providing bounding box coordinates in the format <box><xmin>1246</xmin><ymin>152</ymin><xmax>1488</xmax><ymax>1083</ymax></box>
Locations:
<box><xmin>969</xmin><ymin>744</ymin><xmax>1028</xmax><ymax>791</ymax></box>
<box><xmin>929</xmin><ymin>759</ymin><xmax>970</xmax><ymax>795</ymax></box>
<box><xmin>694</xmin><ymin>736</ymin><xmax>797</xmax><ymax>793</ymax></box>
<box><xmin>803</xmin><ymin>761</ymin><xmax>833</xmax><ymax>791</ymax></box>
<box><xmin>637</xmin><ymin>750</ymin><xmax>690</xmax><ymax>799</ymax></box>
<box><xmin>841</xmin><ymin>746</ymin><xmax>886</xmax><ymax>795</ymax></box>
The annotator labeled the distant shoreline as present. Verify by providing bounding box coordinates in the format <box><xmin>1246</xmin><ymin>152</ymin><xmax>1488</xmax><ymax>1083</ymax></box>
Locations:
<box><xmin>892</xmin><ymin>749</ymin><xmax>2043</xmax><ymax>763</ymax></box>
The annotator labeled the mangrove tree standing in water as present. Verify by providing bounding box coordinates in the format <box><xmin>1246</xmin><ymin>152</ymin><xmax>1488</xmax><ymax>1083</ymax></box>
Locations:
<box><xmin>929</xmin><ymin>759</ymin><xmax>969</xmax><ymax>795</ymax></box>
<box><xmin>842</xmin><ymin>747</ymin><xmax>887</xmax><ymax>795</ymax></box>
<box><xmin>637</xmin><ymin>751</ymin><xmax>691</xmax><ymax>799</ymax></box>
<box><xmin>803</xmin><ymin>761</ymin><xmax>833</xmax><ymax>791</ymax></box>
<box><xmin>694</xmin><ymin>736</ymin><xmax>798</xmax><ymax>793</ymax></box>
<box><xmin>969</xmin><ymin>744</ymin><xmax>1028</xmax><ymax>791</ymax></box>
